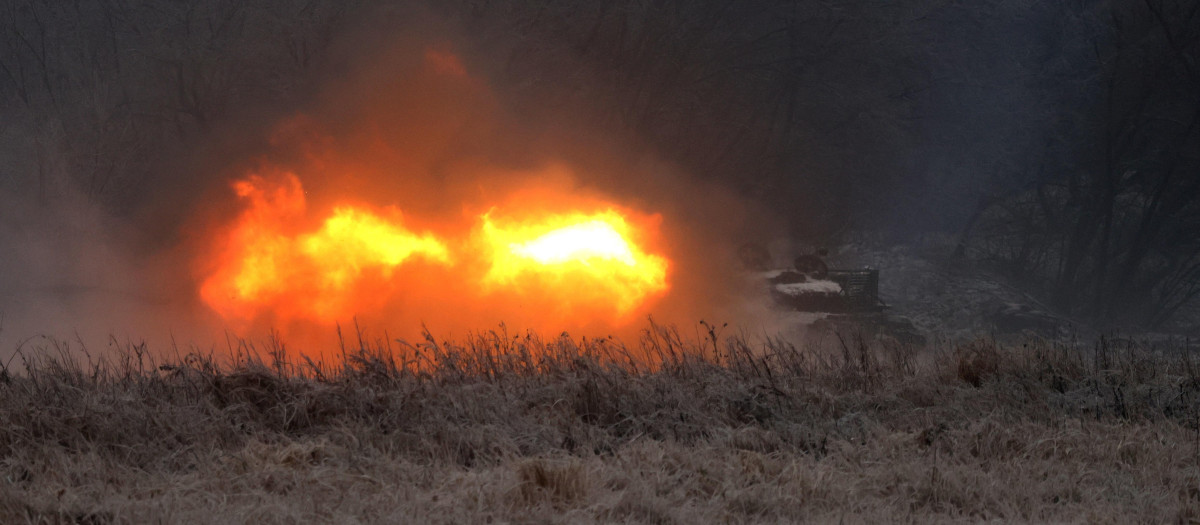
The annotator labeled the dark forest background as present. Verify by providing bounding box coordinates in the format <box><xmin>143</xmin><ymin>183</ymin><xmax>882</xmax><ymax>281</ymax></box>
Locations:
<box><xmin>1</xmin><ymin>0</ymin><xmax>1197</xmax><ymax>329</ymax></box>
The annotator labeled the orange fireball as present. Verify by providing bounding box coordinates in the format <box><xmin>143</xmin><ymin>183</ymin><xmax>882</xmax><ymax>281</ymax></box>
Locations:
<box><xmin>479</xmin><ymin>210</ymin><xmax>669</xmax><ymax>314</ymax></box>
<box><xmin>198</xmin><ymin>172</ymin><xmax>671</xmax><ymax>334</ymax></box>
<box><xmin>199</xmin><ymin>173</ymin><xmax>451</xmax><ymax>322</ymax></box>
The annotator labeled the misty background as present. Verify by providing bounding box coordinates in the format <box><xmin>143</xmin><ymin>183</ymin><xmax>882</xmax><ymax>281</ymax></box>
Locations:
<box><xmin>1</xmin><ymin>0</ymin><xmax>1198</xmax><ymax>348</ymax></box>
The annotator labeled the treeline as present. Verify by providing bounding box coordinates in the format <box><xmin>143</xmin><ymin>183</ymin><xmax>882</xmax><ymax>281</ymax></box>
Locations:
<box><xmin>443</xmin><ymin>0</ymin><xmax>931</xmax><ymax>239</ymax></box>
<box><xmin>0</xmin><ymin>0</ymin><xmax>965</xmax><ymax>233</ymax></box>
<box><xmin>958</xmin><ymin>0</ymin><xmax>1200</xmax><ymax>327</ymax></box>
<box><xmin>1</xmin><ymin>0</ymin><xmax>1196</xmax><ymax>328</ymax></box>
<box><xmin>0</xmin><ymin>0</ymin><xmax>355</xmax><ymax>207</ymax></box>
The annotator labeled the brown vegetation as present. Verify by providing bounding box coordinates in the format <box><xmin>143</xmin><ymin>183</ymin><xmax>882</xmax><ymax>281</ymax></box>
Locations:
<box><xmin>1</xmin><ymin>327</ymin><xmax>1198</xmax><ymax>523</ymax></box>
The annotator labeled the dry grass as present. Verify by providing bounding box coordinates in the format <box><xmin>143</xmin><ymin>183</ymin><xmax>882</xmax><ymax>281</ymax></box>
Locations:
<box><xmin>1</xmin><ymin>324</ymin><xmax>1199</xmax><ymax>524</ymax></box>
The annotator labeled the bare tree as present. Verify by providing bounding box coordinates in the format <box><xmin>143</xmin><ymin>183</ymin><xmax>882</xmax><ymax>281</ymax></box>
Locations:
<box><xmin>964</xmin><ymin>0</ymin><xmax>1200</xmax><ymax>327</ymax></box>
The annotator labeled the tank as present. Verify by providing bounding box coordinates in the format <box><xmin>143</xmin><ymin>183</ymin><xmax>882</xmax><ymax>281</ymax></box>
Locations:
<box><xmin>742</xmin><ymin>245</ymin><xmax>886</xmax><ymax>313</ymax></box>
<box><xmin>765</xmin><ymin>267</ymin><xmax>885</xmax><ymax>313</ymax></box>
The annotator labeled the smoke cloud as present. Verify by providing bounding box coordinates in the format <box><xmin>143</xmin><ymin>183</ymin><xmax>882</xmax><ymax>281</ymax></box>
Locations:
<box><xmin>0</xmin><ymin>4</ymin><xmax>776</xmax><ymax>361</ymax></box>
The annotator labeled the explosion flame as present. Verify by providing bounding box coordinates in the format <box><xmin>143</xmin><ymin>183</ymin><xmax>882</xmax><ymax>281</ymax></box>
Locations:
<box><xmin>480</xmin><ymin>210</ymin><xmax>668</xmax><ymax>314</ymax></box>
<box><xmin>198</xmin><ymin>172</ymin><xmax>671</xmax><ymax>334</ymax></box>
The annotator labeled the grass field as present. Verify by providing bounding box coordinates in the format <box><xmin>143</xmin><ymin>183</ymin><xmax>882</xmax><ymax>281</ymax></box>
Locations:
<box><xmin>1</xmin><ymin>325</ymin><xmax>1198</xmax><ymax>523</ymax></box>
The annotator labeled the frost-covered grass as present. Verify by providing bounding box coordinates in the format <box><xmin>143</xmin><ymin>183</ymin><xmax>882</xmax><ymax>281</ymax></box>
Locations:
<box><xmin>1</xmin><ymin>326</ymin><xmax>1198</xmax><ymax>523</ymax></box>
